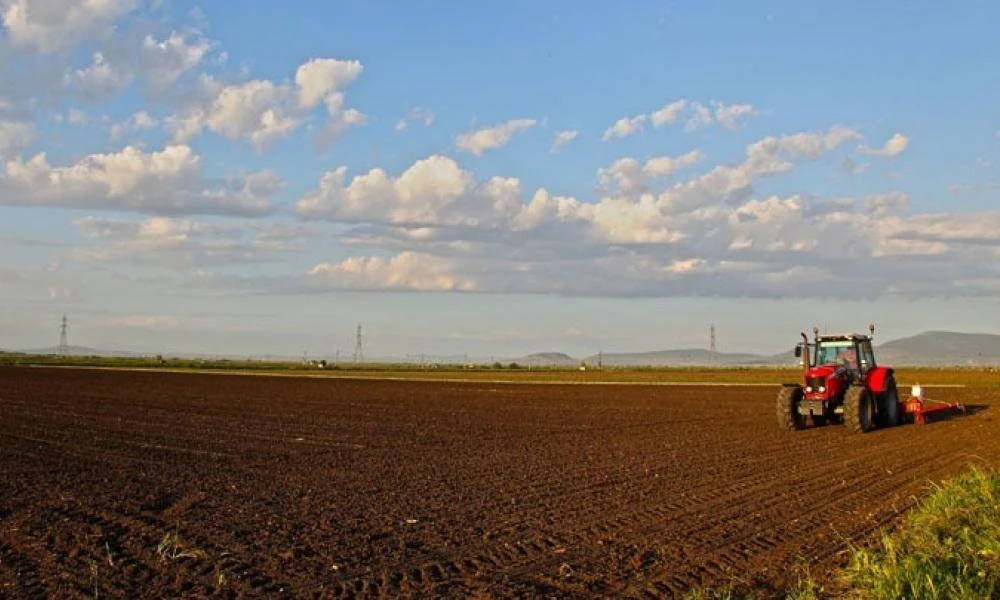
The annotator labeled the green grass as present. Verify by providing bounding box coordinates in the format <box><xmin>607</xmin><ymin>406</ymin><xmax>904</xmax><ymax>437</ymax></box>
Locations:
<box><xmin>839</xmin><ymin>466</ymin><xmax>1000</xmax><ymax>599</ymax></box>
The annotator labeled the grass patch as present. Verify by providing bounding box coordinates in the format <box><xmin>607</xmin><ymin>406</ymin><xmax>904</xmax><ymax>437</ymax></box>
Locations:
<box><xmin>156</xmin><ymin>530</ymin><xmax>207</xmax><ymax>562</ymax></box>
<box><xmin>840</xmin><ymin>466</ymin><xmax>1000</xmax><ymax>599</ymax></box>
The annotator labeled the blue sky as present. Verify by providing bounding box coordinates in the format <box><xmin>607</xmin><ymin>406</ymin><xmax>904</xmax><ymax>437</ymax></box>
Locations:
<box><xmin>0</xmin><ymin>1</ymin><xmax>998</xmax><ymax>358</ymax></box>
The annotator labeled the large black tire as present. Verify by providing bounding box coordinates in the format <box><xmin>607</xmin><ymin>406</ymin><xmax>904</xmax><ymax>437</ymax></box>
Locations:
<box><xmin>776</xmin><ymin>386</ymin><xmax>806</xmax><ymax>431</ymax></box>
<box><xmin>844</xmin><ymin>385</ymin><xmax>875</xmax><ymax>433</ymax></box>
<box><xmin>877</xmin><ymin>373</ymin><xmax>900</xmax><ymax>428</ymax></box>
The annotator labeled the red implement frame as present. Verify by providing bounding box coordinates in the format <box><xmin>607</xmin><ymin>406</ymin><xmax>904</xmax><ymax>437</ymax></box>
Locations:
<box><xmin>903</xmin><ymin>395</ymin><xmax>965</xmax><ymax>425</ymax></box>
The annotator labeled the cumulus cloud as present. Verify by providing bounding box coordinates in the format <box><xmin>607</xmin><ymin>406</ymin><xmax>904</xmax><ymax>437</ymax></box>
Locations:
<box><xmin>295</xmin><ymin>58</ymin><xmax>364</xmax><ymax>108</ymax></box>
<box><xmin>109</xmin><ymin>110</ymin><xmax>156</xmax><ymax>140</ymax></box>
<box><xmin>283</xmin><ymin>124</ymin><xmax>994</xmax><ymax>299</ymax></box>
<box><xmin>859</xmin><ymin>133</ymin><xmax>909</xmax><ymax>158</ymax></box>
<box><xmin>70</xmin><ymin>215</ymin><xmax>304</xmax><ymax>267</ymax></box>
<box><xmin>551</xmin><ymin>129</ymin><xmax>578</xmax><ymax>152</ymax></box>
<box><xmin>606</xmin><ymin>99</ymin><xmax>758</xmax><ymax>140</ymax></box>
<box><xmin>296</xmin><ymin>154</ymin><xmax>525</xmax><ymax>227</ymax></box>
<box><xmin>650</xmin><ymin>100</ymin><xmax>688</xmax><ymax>127</ymax></box>
<box><xmin>0</xmin><ymin>119</ymin><xmax>33</xmax><ymax>157</ymax></box>
<box><xmin>2</xmin><ymin>0</ymin><xmax>139</xmax><ymax>52</ymax></box>
<box><xmin>597</xmin><ymin>150</ymin><xmax>703</xmax><ymax>195</ymax></box>
<box><xmin>168</xmin><ymin>58</ymin><xmax>365</xmax><ymax>150</ymax></box>
<box><xmin>711</xmin><ymin>101</ymin><xmax>758</xmax><ymax>129</ymax></box>
<box><xmin>61</xmin><ymin>29</ymin><xmax>214</xmax><ymax>102</ymax></box>
<box><xmin>307</xmin><ymin>251</ymin><xmax>477</xmax><ymax>292</ymax></box>
<box><xmin>140</xmin><ymin>31</ymin><xmax>213</xmax><ymax>89</ymax></box>
<box><xmin>454</xmin><ymin>118</ymin><xmax>537</xmax><ymax>156</ymax></box>
<box><xmin>602</xmin><ymin>114</ymin><xmax>646</xmax><ymax>141</ymax></box>
<box><xmin>1</xmin><ymin>144</ymin><xmax>279</xmax><ymax>216</ymax></box>
<box><xmin>68</xmin><ymin>52</ymin><xmax>133</xmax><ymax>101</ymax></box>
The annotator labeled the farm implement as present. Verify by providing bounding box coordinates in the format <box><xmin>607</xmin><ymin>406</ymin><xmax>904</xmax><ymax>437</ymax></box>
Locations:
<box><xmin>903</xmin><ymin>384</ymin><xmax>965</xmax><ymax>425</ymax></box>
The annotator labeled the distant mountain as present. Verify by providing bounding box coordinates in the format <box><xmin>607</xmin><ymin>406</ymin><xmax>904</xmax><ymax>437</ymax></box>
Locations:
<box><xmin>582</xmin><ymin>348</ymin><xmax>780</xmax><ymax>367</ymax></box>
<box><xmin>10</xmin><ymin>331</ymin><xmax>1000</xmax><ymax>367</ymax></box>
<box><xmin>518</xmin><ymin>352</ymin><xmax>579</xmax><ymax>366</ymax></box>
<box><xmin>876</xmin><ymin>331</ymin><xmax>1000</xmax><ymax>366</ymax></box>
<box><xmin>20</xmin><ymin>345</ymin><xmax>149</xmax><ymax>357</ymax></box>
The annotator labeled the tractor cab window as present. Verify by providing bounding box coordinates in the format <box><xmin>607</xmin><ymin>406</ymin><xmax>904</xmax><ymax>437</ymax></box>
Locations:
<box><xmin>816</xmin><ymin>340</ymin><xmax>853</xmax><ymax>366</ymax></box>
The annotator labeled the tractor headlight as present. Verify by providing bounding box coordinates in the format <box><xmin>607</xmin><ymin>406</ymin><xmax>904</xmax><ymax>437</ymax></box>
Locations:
<box><xmin>805</xmin><ymin>386</ymin><xmax>813</xmax><ymax>392</ymax></box>
<box><xmin>819</xmin><ymin>386</ymin><xmax>826</xmax><ymax>393</ymax></box>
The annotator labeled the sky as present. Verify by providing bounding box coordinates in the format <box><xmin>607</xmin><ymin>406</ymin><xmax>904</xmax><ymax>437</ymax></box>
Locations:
<box><xmin>0</xmin><ymin>0</ymin><xmax>999</xmax><ymax>359</ymax></box>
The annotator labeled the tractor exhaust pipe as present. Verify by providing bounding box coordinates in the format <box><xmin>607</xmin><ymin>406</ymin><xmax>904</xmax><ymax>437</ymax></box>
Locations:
<box><xmin>799</xmin><ymin>332</ymin><xmax>810</xmax><ymax>372</ymax></box>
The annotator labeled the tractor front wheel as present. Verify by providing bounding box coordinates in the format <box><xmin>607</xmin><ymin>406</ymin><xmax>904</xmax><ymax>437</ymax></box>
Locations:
<box><xmin>845</xmin><ymin>385</ymin><xmax>875</xmax><ymax>433</ymax></box>
<box><xmin>776</xmin><ymin>386</ymin><xmax>806</xmax><ymax>431</ymax></box>
<box><xmin>877</xmin><ymin>374</ymin><xmax>900</xmax><ymax>428</ymax></box>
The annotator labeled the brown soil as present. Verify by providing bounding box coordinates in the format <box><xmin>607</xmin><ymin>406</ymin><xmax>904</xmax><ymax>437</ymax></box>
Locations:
<box><xmin>1</xmin><ymin>367</ymin><xmax>997</xmax><ymax>598</ymax></box>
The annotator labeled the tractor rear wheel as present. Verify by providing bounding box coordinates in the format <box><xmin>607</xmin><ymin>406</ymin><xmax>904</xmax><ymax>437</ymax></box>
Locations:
<box><xmin>844</xmin><ymin>385</ymin><xmax>875</xmax><ymax>433</ymax></box>
<box><xmin>776</xmin><ymin>386</ymin><xmax>806</xmax><ymax>430</ymax></box>
<box><xmin>877</xmin><ymin>374</ymin><xmax>900</xmax><ymax>428</ymax></box>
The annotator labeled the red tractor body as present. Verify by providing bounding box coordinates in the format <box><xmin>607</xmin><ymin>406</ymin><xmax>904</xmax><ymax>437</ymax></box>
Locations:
<box><xmin>777</xmin><ymin>324</ymin><xmax>901</xmax><ymax>432</ymax></box>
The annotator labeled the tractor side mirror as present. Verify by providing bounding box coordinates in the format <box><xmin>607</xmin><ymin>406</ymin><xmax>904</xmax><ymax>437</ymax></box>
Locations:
<box><xmin>794</xmin><ymin>346</ymin><xmax>802</xmax><ymax>358</ymax></box>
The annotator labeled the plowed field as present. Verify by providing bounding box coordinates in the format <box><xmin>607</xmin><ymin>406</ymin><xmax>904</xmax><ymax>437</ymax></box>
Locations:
<box><xmin>1</xmin><ymin>367</ymin><xmax>998</xmax><ymax>598</ymax></box>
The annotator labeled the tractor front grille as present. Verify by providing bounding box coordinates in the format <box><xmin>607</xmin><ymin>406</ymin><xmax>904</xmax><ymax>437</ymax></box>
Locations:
<box><xmin>806</xmin><ymin>376</ymin><xmax>826</xmax><ymax>393</ymax></box>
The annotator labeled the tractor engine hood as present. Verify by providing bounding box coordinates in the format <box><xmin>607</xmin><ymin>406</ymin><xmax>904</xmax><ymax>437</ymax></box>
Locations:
<box><xmin>805</xmin><ymin>365</ymin><xmax>837</xmax><ymax>380</ymax></box>
<box><xmin>803</xmin><ymin>364</ymin><xmax>849</xmax><ymax>398</ymax></box>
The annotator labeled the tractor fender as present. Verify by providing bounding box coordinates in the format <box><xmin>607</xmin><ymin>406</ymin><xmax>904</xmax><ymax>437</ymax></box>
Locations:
<box><xmin>865</xmin><ymin>366</ymin><xmax>894</xmax><ymax>394</ymax></box>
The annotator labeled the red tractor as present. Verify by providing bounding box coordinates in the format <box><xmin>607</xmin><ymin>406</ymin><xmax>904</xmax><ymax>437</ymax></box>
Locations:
<box><xmin>777</xmin><ymin>324</ymin><xmax>901</xmax><ymax>432</ymax></box>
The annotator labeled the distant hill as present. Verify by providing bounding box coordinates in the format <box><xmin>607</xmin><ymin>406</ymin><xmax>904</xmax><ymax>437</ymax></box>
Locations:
<box><xmin>876</xmin><ymin>331</ymin><xmax>1000</xmax><ymax>366</ymax></box>
<box><xmin>583</xmin><ymin>349</ymin><xmax>780</xmax><ymax>367</ymax></box>
<box><xmin>10</xmin><ymin>331</ymin><xmax>1000</xmax><ymax>367</ymax></box>
<box><xmin>20</xmin><ymin>345</ymin><xmax>150</xmax><ymax>358</ymax></box>
<box><xmin>519</xmin><ymin>352</ymin><xmax>579</xmax><ymax>366</ymax></box>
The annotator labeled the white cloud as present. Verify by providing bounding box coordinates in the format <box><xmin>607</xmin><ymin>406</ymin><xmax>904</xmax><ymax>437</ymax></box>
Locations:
<box><xmin>2</xmin><ymin>0</ymin><xmax>139</xmax><ymax>52</ymax></box>
<box><xmin>454</xmin><ymin>118</ymin><xmax>537</xmax><ymax>156</ymax></box>
<box><xmin>297</xmin><ymin>154</ymin><xmax>525</xmax><ymax>227</ymax></box>
<box><xmin>859</xmin><ymin>133</ymin><xmax>909</xmax><ymax>158</ymax></box>
<box><xmin>607</xmin><ymin>99</ymin><xmax>758</xmax><ymax>139</ymax></box>
<box><xmin>551</xmin><ymin>129</ymin><xmax>578</xmax><ymax>152</ymax></box>
<box><xmin>864</xmin><ymin>192</ymin><xmax>909</xmax><ymax>218</ymax></box>
<box><xmin>283</xmin><ymin>124</ymin><xmax>984</xmax><ymax>299</ymax></box>
<box><xmin>711</xmin><ymin>100</ymin><xmax>757</xmax><ymax>129</ymax></box>
<box><xmin>308</xmin><ymin>251</ymin><xmax>477</xmax><ymax>292</ymax></box>
<box><xmin>602</xmin><ymin>114</ymin><xmax>646</xmax><ymax>141</ymax></box>
<box><xmin>650</xmin><ymin>100</ymin><xmax>688</xmax><ymax>127</ymax></box>
<box><xmin>169</xmin><ymin>58</ymin><xmax>365</xmax><ymax>150</ymax></box>
<box><xmin>70</xmin><ymin>215</ymin><xmax>300</xmax><ymax>266</ymax></box>
<box><xmin>684</xmin><ymin>102</ymin><xmax>714</xmax><ymax>131</ymax></box>
<box><xmin>68</xmin><ymin>52</ymin><xmax>133</xmax><ymax>101</ymax></box>
<box><xmin>0</xmin><ymin>119</ymin><xmax>34</xmax><ymax>157</ymax></box>
<box><xmin>2</xmin><ymin>144</ymin><xmax>278</xmax><ymax>216</ymax></box>
<box><xmin>140</xmin><ymin>31</ymin><xmax>213</xmax><ymax>89</ymax></box>
<box><xmin>110</xmin><ymin>110</ymin><xmax>156</xmax><ymax>140</ymax></box>
<box><xmin>597</xmin><ymin>150</ymin><xmax>703</xmax><ymax>195</ymax></box>
<box><xmin>395</xmin><ymin>107</ymin><xmax>435</xmax><ymax>132</ymax></box>
<box><xmin>294</xmin><ymin>58</ymin><xmax>364</xmax><ymax>108</ymax></box>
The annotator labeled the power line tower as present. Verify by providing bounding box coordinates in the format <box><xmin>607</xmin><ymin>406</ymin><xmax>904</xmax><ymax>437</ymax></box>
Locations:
<box><xmin>710</xmin><ymin>324</ymin><xmax>716</xmax><ymax>354</ymax></box>
<box><xmin>353</xmin><ymin>323</ymin><xmax>363</xmax><ymax>363</ymax></box>
<box><xmin>59</xmin><ymin>315</ymin><xmax>69</xmax><ymax>355</ymax></box>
